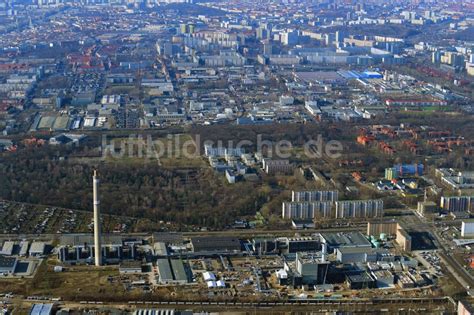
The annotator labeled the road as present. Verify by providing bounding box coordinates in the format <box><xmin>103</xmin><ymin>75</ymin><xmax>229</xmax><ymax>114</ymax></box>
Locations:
<box><xmin>2</xmin><ymin>296</ymin><xmax>456</xmax><ymax>313</ymax></box>
<box><xmin>0</xmin><ymin>225</ymin><xmax>366</xmax><ymax>241</ymax></box>
<box><xmin>411</xmin><ymin>208</ymin><xmax>474</xmax><ymax>290</ymax></box>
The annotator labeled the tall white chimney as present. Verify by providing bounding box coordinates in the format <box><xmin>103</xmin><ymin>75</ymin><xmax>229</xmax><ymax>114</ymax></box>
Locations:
<box><xmin>321</xmin><ymin>243</ymin><xmax>327</xmax><ymax>262</ymax></box>
<box><xmin>93</xmin><ymin>170</ymin><xmax>102</xmax><ymax>266</ymax></box>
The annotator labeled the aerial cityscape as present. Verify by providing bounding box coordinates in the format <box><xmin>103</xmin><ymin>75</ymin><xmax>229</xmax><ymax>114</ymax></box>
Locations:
<box><xmin>0</xmin><ymin>0</ymin><xmax>474</xmax><ymax>313</ymax></box>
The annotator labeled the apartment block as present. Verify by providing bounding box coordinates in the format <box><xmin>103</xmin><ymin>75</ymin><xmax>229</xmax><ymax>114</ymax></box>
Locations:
<box><xmin>282</xmin><ymin>201</ymin><xmax>333</xmax><ymax>219</ymax></box>
<box><xmin>440</xmin><ymin>196</ymin><xmax>474</xmax><ymax>212</ymax></box>
<box><xmin>335</xmin><ymin>200</ymin><xmax>384</xmax><ymax>219</ymax></box>
<box><xmin>262</xmin><ymin>159</ymin><xmax>294</xmax><ymax>175</ymax></box>
<box><xmin>292</xmin><ymin>190</ymin><xmax>339</xmax><ymax>202</ymax></box>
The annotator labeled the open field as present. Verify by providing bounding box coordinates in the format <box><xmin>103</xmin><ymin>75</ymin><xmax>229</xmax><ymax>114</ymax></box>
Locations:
<box><xmin>0</xmin><ymin>258</ymin><xmax>129</xmax><ymax>301</ymax></box>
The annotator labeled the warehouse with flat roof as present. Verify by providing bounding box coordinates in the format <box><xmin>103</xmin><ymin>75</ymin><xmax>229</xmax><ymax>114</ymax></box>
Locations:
<box><xmin>0</xmin><ymin>241</ymin><xmax>15</xmax><ymax>255</ymax></box>
<box><xmin>346</xmin><ymin>272</ymin><xmax>376</xmax><ymax>289</ymax></box>
<box><xmin>29</xmin><ymin>242</ymin><xmax>46</xmax><ymax>257</ymax></box>
<box><xmin>157</xmin><ymin>258</ymin><xmax>190</xmax><ymax>285</ymax></box>
<box><xmin>170</xmin><ymin>259</ymin><xmax>190</xmax><ymax>283</ymax></box>
<box><xmin>0</xmin><ymin>254</ymin><xmax>18</xmax><ymax>275</ymax></box>
<box><xmin>190</xmin><ymin>236</ymin><xmax>241</xmax><ymax>252</ymax></box>
<box><xmin>29</xmin><ymin>303</ymin><xmax>53</xmax><ymax>315</ymax></box>
<box><xmin>157</xmin><ymin>258</ymin><xmax>174</xmax><ymax>283</ymax></box>
<box><xmin>320</xmin><ymin>232</ymin><xmax>372</xmax><ymax>251</ymax></box>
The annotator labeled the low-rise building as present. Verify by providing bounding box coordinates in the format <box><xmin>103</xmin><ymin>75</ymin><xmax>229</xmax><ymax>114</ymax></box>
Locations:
<box><xmin>157</xmin><ymin>258</ymin><xmax>190</xmax><ymax>285</ymax></box>
<box><xmin>0</xmin><ymin>255</ymin><xmax>17</xmax><ymax>275</ymax></box>
<box><xmin>320</xmin><ymin>231</ymin><xmax>372</xmax><ymax>251</ymax></box>
<box><xmin>29</xmin><ymin>242</ymin><xmax>46</xmax><ymax>257</ymax></box>
<box><xmin>336</xmin><ymin>247</ymin><xmax>390</xmax><ymax>264</ymax></box>
<box><xmin>345</xmin><ymin>272</ymin><xmax>376</xmax><ymax>289</ymax></box>
<box><xmin>291</xmin><ymin>219</ymin><xmax>316</xmax><ymax>229</ymax></box>
<box><xmin>294</xmin><ymin>252</ymin><xmax>329</xmax><ymax>285</ymax></box>
<box><xmin>190</xmin><ymin>236</ymin><xmax>241</xmax><ymax>253</ymax></box>
<box><xmin>29</xmin><ymin>303</ymin><xmax>53</xmax><ymax>315</ymax></box>
<box><xmin>119</xmin><ymin>261</ymin><xmax>143</xmax><ymax>274</ymax></box>
<box><xmin>397</xmin><ymin>272</ymin><xmax>415</xmax><ymax>288</ymax></box>
<box><xmin>461</xmin><ymin>220</ymin><xmax>474</xmax><ymax>237</ymax></box>
<box><xmin>371</xmin><ymin>270</ymin><xmax>395</xmax><ymax>288</ymax></box>
<box><xmin>0</xmin><ymin>241</ymin><xmax>14</xmax><ymax>256</ymax></box>
<box><xmin>262</xmin><ymin>159</ymin><xmax>294</xmax><ymax>175</ymax></box>
<box><xmin>436</xmin><ymin>168</ymin><xmax>474</xmax><ymax>190</ymax></box>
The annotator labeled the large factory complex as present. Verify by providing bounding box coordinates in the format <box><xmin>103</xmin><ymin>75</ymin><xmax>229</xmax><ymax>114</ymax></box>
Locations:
<box><xmin>0</xmin><ymin>226</ymin><xmax>439</xmax><ymax>293</ymax></box>
<box><xmin>0</xmin><ymin>172</ymin><xmax>467</xmax><ymax>301</ymax></box>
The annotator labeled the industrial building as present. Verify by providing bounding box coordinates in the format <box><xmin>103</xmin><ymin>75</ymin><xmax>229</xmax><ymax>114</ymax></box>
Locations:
<box><xmin>0</xmin><ymin>254</ymin><xmax>17</xmax><ymax>275</ymax></box>
<box><xmin>154</xmin><ymin>242</ymin><xmax>169</xmax><ymax>257</ymax></box>
<box><xmin>320</xmin><ymin>232</ymin><xmax>372</xmax><ymax>252</ymax></box>
<box><xmin>29</xmin><ymin>303</ymin><xmax>53</xmax><ymax>315</ymax></box>
<box><xmin>336</xmin><ymin>247</ymin><xmax>392</xmax><ymax>264</ymax></box>
<box><xmin>157</xmin><ymin>258</ymin><xmax>174</xmax><ymax>284</ymax></box>
<box><xmin>291</xmin><ymin>252</ymin><xmax>329</xmax><ymax>285</ymax></box>
<box><xmin>366</xmin><ymin>221</ymin><xmax>412</xmax><ymax>252</ymax></box>
<box><xmin>119</xmin><ymin>261</ymin><xmax>143</xmax><ymax>274</ymax></box>
<box><xmin>252</xmin><ymin>238</ymin><xmax>279</xmax><ymax>255</ymax></box>
<box><xmin>156</xmin><ymin>258</ymin><xmax>191</xmax><ymax>285</ymax></box>
<box><xmin>190</xmin><ymin>236</ymin><xmax>241</xmax><ymax>253</ymax></box>
<box><xmin>285</xmin><ymin>237</ymin><xmax>321</xmax><ymax>254</ymax></box>
<box><xmin>371</xmin><ymin>270</ymin><xmax>395</xmax><ymax>288</ymax></box>
<box><xmin>29</xmin><ymin>242</ymin><xmax>46</xmax><ymax>257</ymax></box>
<box><xmin>280</xmin><ymin>246</ymin><xmax>330</xmax><ymax>288</ymax></box>
<box><xmin>19</xmin><ymin>241</ymin><xmax>29</xmax><ymax>256</ymax></box>
<box><xmin>252</xmin><ymin>236</ymin><xmax>320</xmax><ymax>255</ymax></box>
<box><xmin>57</xmin><ymin>234</ymin><xmax>139</xmax><ymax>264</ymax></box>
<box><xmin>0</xmin><ymin>241</ymin><xmax>15</xmax><ymax>255</ymax></box>
<box><xmin>152</xmin><ymin>232</ymin><xmax>183</xmax><ymax>245</ymax></box>
<box><xmin>345</xmin><ymin>272</ymin><xmax>376</xmax><ymax>289</ymax></box>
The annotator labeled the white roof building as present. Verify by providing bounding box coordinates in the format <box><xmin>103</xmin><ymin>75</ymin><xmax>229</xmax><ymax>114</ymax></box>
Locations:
<box><xmin>276</xmin><ymin>269</ymin><xmax>288</xmax><ymax>279</ymax></box>
<box><xmin>0</xmin><ymin>241</ymin><xmax>14</xmax><ymax>256</ymax></box>
<box><xmin>29</xmin><ymin>242</ymin><xmax>46</xmax><ymax>256</ymax></box>
<box><xmin>203</xmin><ymin>271</ymin><xmax>216</xmax><ymax>281</ymax></box>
